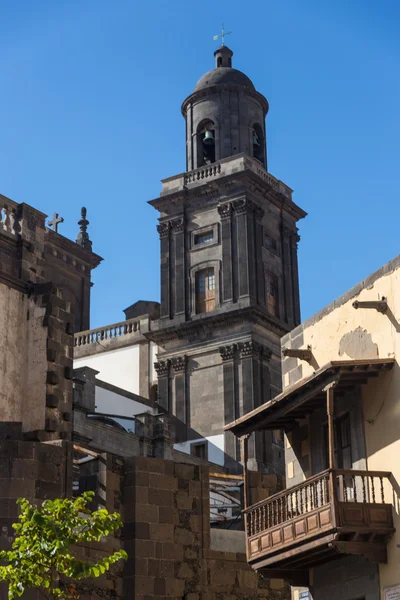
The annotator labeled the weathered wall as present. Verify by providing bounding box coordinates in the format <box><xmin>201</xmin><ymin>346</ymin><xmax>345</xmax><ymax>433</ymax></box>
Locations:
<box><xmin>0</xmin><ymin>285</ymin><xmax>47</xmax><ymax>432</ymax></box>
<box><xmin>123</xmin><ymin>456</ymin><xmax>290</xmax><ymax>600</ymax></box>
<box><xmin>281</xmin><ymin>257</ymin><xmax>400</xmax><ymax>595</ymax></box>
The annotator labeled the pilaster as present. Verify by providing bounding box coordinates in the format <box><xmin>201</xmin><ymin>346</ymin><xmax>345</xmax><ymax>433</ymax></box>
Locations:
<box><xmin>218</xmin><ymin>203</ymin><xmax>234</xmax><ymax>303</ymax></box>
<box><xmin>157</xmin><ymin>222</ymin><xmax>171</xmax><ymax>319</ymax></box>
<box><xmin>171</xmin><ymin>355</ymin><xmax>188</xmax><ymax>424</ymax></box>
<box><xmin>171</xmin><ymin>217</ymin><xmax>185</xmax><ymax>318</ymax></box>
<box><xmin>232</xmin><ymin>198</ymin><xmax>259</xmax><ymax>302</ymax></box>
<box><xmin>154</xmin><ymin>360</ymin><xmax>171</xmax><ymax>411</ymax></box>
<box><xmin>219</xmin><ymin>344</ymin><xmax>239</xmax><ymax>465</ymax></box>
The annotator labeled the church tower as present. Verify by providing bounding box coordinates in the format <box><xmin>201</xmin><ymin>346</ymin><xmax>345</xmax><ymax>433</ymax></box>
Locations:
<box><xmin>148</xmin><ymin>45</ymin><xmax>306</xmax><ymax>472</ymax></box>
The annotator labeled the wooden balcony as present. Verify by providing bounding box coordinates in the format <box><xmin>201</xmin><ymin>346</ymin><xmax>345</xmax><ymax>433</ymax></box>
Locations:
<box><xmin>244</xmin><ymin>469</ymin><xmax>394</xmax><ymax>581</ymax></box>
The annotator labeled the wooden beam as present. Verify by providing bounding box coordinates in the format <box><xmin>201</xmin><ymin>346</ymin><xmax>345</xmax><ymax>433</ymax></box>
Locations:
<box><xmin>241</xmin><ymin>434</ymin><xmax>250</xmax><ymax>510</ymax></box>
<box><xmin>325</xmin><ymin>382</ymin><xmax>336</xmax><ymax>470</ymax></box>
<box><xmin>259</xmin><ymin>568</ymin><xmax>309</xmax><ymax>587</ymax></box>
<box><xmin>251</xmin><ymin>532</ymin><xmax>337</xmax><ymax>569</ymax></box>
<box><xmin>331</xmin><ymin>540</ymin><xmax>387</xmax><ymax>563</ymax></box>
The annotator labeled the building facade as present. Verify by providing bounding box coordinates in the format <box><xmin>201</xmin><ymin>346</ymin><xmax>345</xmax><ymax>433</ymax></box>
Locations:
<box><xmin>227</xmin><ymin>255</ymin><xmax>400</xmax><ymax>600</ymax></box>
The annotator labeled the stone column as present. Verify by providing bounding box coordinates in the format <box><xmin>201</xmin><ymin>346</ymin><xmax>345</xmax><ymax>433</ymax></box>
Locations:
<box><xmin>157</xmin><ymin>222</ymin><xmax>171</xmax><ymax>320</ymax></box>
<box><xmin>218</xmin><ymin>203</ymin><xmax>234</xmax><ymax>303</ymax></box>
<box><xmin>220</xmin><ymin>344</ymin><xmax>239</xmax><ymax>467</ymax></box>
<box><xmin>171</xmin><ymin>356</ymin><xmax>188</xmax><ymax>424</ymax></box>
<box><xmin>232</xmin><ymin>198</ymin><xmax>257</xmax><ymax>302</ymax></box>
<box><xmin>154</xmin><ymin>360</ymin><xmax>170</xmax><ymax>411</ymax></box>
<box><xmin>171</xmin><ymin>217</ymin><xmax>185</xmax><ymax>318</ymax></box>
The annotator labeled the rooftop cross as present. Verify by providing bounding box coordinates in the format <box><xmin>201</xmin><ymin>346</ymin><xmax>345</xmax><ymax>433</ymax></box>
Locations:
<box><xmin>213</xmin><ymin>23</ymin><xmax>232</xmax><ymax>47</ymax></box>
<box><xmin>48</xmin><ymin>212</ymin><xmax>64</xmax><ymax>233</ymax></box>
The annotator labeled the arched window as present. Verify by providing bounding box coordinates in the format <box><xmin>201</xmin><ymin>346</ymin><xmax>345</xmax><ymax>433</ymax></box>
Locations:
<box><xmin>195</xmin><ymin>268</ymin><xmax>216</xmax><ymax>314</ymax></box>
<box><xmin>217</xmin><ymin>56</ymin><xmax>223</xmax><ymax>68</ymax></box>
<box><xmin>252</xmin><ymin>123</ymin><xmax>265</xmax><ymax>164</ymax></box>
<box><xmin>265</xmin><ymin>271</ymin><xmax>279</xmax><ymax>317</ymax></box>
<box><xmin>197</xmin><ymin>120</ymin><xmax>216</xmax><ymax>167</ymax></box>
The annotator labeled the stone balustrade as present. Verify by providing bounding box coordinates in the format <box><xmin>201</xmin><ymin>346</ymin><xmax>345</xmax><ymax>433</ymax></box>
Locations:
<box><xmin>160</xmin><ymin>153</ymin><xmax>292</xmax><ymax>200</ymax></box>
<box><xmin>0</xmin><ymin>195</ymin><xmax>19</xmax><ymax>237</ymax></box>
<box><xmin>74</xmin><ymin>318</ymin><xmax>140</xmax><ymax>347</ymax></box>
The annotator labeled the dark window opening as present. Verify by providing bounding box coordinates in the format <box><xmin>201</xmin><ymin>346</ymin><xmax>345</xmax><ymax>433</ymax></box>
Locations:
<box><xmin>252</xmin><ymin>124</ymin><xmax>264</xmax><ymax>164</ymax></box>
<box><xmin>194</xmin><ymin>230</ymin><xmax>214</xmax><ymax>246</ymax></box>
<box><xmin>265</xmin><ymin>272</ymin><xmax>279</xmax><ymax>317</ymax></box>
<box><xmin>150</xmin><ymin>384</ymin><xmax>158</xmax><ymax>403</ymax></box>
<box><xmin>195</xmin><ymin>268</ymin><xmax>216</xmax><ymax>314</ymax></box>
<box><xmin>191</xmin><ymin>441</ymin><xmax>208</xmax><ymax>460</ymax></box>
<box><xmin>197</xmin><ymin>121</ymin><xmax>215</xmax><ymax>167</ymax></box>
<box><xmin>217</xmin><ymin>56</ymin><xmax>222</xmax><ymax>67</ymax></box>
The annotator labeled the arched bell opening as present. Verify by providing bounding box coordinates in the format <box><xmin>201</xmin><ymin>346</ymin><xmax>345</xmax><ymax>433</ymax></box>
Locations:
<box><xmin>252</xmin><ymin>123</ymin><xmax>265</xmax><ymax>165</ymax></box>
<box><xmin>197</xmin><ymin>119</ymin><xmax>216</xmax><ymax>167</ymax></box>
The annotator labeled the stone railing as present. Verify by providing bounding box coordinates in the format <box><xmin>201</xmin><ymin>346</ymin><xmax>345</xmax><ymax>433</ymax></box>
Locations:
<box><xmin>184</xmin><ymin>163</ymin><xmax>222</xmax><ymax>185</ymax></box>
<box><xmin>0</xmin><ymin>195</ymin><xmax>20</xmax><ymax>237</ymax></box>
<box><xmin>74</xmin><ymin>318</ymin><xmax>140</xmax><ymax>347</ymax></box>
<box><xmin>160</xmin><ymin>154</ymin><xmax>292</xmax><ymax>200</ymax></box>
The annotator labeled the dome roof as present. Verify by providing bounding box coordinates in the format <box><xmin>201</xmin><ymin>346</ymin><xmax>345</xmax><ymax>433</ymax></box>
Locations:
<box><xmin>194</xmin><ymin>67</ymin><xmax>255</xmax><ymax>92</ymax></box>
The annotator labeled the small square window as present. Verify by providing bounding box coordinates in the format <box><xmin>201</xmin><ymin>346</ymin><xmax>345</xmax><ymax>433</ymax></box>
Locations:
<box><xmin>191</xmin><ymin>441</ymin><xmax>208</xmax><ymax>460</ymax></box>
<box><xmin>194</xmin><ymin>230</ymin><xmax>214</xmax><ymax>246</ymax></box>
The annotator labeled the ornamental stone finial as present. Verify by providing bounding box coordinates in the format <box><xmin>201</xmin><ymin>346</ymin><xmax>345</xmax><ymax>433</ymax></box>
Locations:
<box><xmin>76</xmin><ymin>207</ymin><xmax>92</xmax><ymax>251</ymax></box>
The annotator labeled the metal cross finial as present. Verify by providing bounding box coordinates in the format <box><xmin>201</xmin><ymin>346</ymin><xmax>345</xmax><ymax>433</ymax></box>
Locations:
<box><xmin>213</xmin><ymin>23</ymin><xmax>232</xmax><ymax>46</ymax></box>
<box><xmin>48</xmin><ymin>212</ymin><xmax>64</xmax><ymax>233</ymax></box>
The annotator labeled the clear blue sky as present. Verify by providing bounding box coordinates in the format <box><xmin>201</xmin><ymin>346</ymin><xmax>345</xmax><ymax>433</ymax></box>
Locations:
<box><xmin>1</xmin><ymin>0</ymin><xmax>399</xmax><ymax>328</ymax></box>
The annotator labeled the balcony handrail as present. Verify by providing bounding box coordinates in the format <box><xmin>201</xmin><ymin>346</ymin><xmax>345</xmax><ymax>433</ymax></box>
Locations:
<box><xmin>335</xmin><ymin>468</ymin><xmax>392</xmax><ymax>479</ymax></box>
<box><xmin>74</xmin><ymin>317</ymin><xmax>140</xmax><ymax>347</ymax></box>
<box><xmin>243</xmin><ymin>468</ymin><xmax>331</xmax><ymax>514</ymax></box>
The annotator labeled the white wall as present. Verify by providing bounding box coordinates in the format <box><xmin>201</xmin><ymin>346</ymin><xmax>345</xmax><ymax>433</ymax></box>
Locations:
<box><xmin>94</xmin><ymin>386</ymin><xmax>153</xmax><ymax>417</ymax></box>
<box><xmin>74</xmin><ymin>345</ymin><xmax>140</xmax><ymax>394</ymax></box>
<box><xmin>174</xmin><ymin>434</ymin><xmax>225</xmax><ymax>466</ymax></box>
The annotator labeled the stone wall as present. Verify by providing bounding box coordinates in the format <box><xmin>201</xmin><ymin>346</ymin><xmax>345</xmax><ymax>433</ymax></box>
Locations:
<box><xmin>123</xmin><ymin>456</ymin><xmax>290</xmax><ymax>600</ymax></box>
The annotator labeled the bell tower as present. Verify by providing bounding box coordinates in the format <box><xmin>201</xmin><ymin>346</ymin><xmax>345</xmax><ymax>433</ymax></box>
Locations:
<box><xmin>183</xmin><ymin>45</ymin><xmax>268</xmax><ymax>171</ymax></box>
<box><xmin>147</xmin><ymin>46</ymin><xmax>307</xmax><ymax>473</ymax></box>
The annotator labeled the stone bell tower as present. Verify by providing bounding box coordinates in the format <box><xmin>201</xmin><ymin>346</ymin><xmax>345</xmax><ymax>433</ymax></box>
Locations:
<box><xmin>147</xmin><ymin>46</ymin><xmax>306</xmax><ymax>473</ymax></box>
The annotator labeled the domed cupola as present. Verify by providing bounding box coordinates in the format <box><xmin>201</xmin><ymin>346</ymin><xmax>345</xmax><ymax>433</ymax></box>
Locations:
<box><xmin>182</xmin><ymin>45</ymin><xmax>269</xmax><ymax>171</ymax></box>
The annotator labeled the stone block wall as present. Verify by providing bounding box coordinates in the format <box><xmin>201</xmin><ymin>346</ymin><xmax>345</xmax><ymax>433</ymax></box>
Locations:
<box><xmin>123</xmin><ymin>456</ymin><xmax>290</xmax><ymax>600</ymax></box>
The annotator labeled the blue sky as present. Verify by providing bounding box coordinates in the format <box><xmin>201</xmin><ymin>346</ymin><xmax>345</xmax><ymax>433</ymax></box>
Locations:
<box><xmin>1</xmin><ymin>0</ymin><xmax>399</xmax><ymax>328</ymax></box>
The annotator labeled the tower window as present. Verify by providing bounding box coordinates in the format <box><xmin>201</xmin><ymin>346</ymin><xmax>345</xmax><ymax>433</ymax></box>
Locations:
<box><xmin>197</xmin><ymin>120</ymin><xmax>216</xmax><ymax>167</ymax></box>
<box><xmin>195</xmin><ymin>268</ymin><xmax>216</xmax><ymax>314</ymax></box>
<box><xmin>265</xmin><ymin>272</ymin><xmax>279</xmax><ymax>317</ymax></box>
<box><xmin>252</xmin><ymin>123</ymin><xmax>265</xmax><ymax>165</ymax></box>
<box><xmin>194</xmin><ymin>230</ymin><xmax>214</xmax><ymax>246</ymax></box>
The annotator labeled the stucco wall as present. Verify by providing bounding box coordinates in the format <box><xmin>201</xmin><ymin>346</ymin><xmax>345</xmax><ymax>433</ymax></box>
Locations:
<box><xmin>281</xmin><ymin>259</ymin><xmax>400</xmax><ymax>594</ymax></box>
<box><xmin>74</xmin><ymin>345</ymin><xmax>140</xmax><ymax>394</ymax></box>
<box><xmin>94</xmin><ymin>385</ymin><xmax>153</xmax><ymax>417</ymax></box>
<box><xmin>0</xmin><ymin>285</ymin><xmax>47</xmax><ymax>431</ymax></box>
<box><xmin>174</xmin><ymin>433</ymin><xmax>225</xmax><ymax>466</ymax></box>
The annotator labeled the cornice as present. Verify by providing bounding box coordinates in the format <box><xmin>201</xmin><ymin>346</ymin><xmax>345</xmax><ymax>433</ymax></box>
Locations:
<box><xmin>145</xmin><ymin>306</ymin><xmax>289</xmax><ymax>345</ymax></box>
<box><xmin>45</xmin><ymin>230</ymin><xmax>102</xmax><ymax>269</ymax></box>
<box><xmin>149</xmin><ymin>169</ymin><xmax>306</xmax><ymax>222</ymax></box>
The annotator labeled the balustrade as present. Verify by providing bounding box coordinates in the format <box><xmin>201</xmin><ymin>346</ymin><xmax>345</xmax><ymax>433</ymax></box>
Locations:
<box><xmin>184</xmin><ymin>163</ymin><xmax>222</xmax><ymax>184</ymax></box>
<box><xmin>245</xmin><ymin>468</ymin><xmax>392</xmax><ymax>539</ymax></box>
<box><xmin>75</xmin><ymin>318</ymin><xmax>140</xmax><ymax>347</ymax></box>
<box><xmin>246</xmin><ymin>470</ymin><xmax>330</xmax><ymax>537</ymax></box>
<box><xmin>0</xmin><ymin>198</ymin><xmax>19</xmax><ymax>236</ymax></box>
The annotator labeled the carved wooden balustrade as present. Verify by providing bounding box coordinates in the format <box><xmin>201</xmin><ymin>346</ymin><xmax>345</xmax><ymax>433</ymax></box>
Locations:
<box><xmin>244</xmin><ymin>468</ymin><xmax>394</xmax><ymax>572</ymax></box>
<box><xmin>74</xmin><ymin>318</ymin><xmax>140</xmax><ymax>347</ymax></box>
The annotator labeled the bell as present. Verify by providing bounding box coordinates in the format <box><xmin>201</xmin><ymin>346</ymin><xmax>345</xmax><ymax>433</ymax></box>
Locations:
<box><xmin>203</xmin><ymin>130</ymin><xmax>215</xmax><ymax>146</ymax></box>
<box><xmin>253</xmin><ymin>132</ymin><xmax>260</xmax><ymax>146</ymax></box>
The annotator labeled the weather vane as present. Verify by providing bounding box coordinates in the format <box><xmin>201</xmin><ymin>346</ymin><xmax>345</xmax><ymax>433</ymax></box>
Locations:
<box><xmin>213</xmin><ymin>23</ymin><xmax>232</xmax><ymax>46</ymax></box>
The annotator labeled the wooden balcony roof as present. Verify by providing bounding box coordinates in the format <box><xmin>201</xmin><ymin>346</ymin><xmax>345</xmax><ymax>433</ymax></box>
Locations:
<box><xmin>225</xmin><ymin>358</ymin><xmax>395</xmax><ymax>435</ymax></box>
